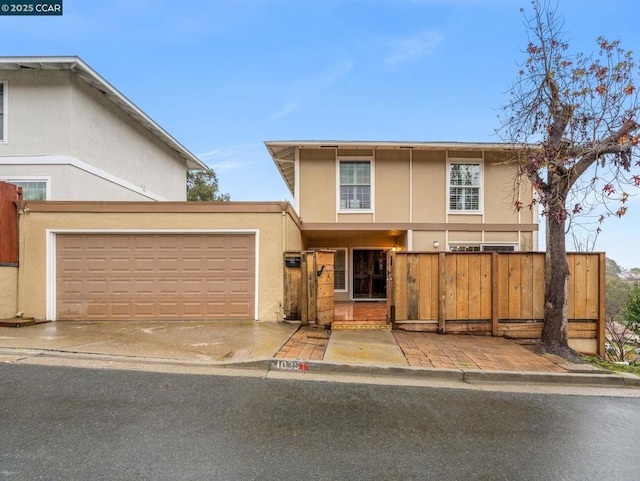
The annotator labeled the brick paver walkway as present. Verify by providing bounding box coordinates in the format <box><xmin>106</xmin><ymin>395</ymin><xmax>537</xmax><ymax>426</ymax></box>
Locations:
<box><xmin>393</xmin><ymin>331</ymin><xmax>566</xmax><ymax>372</ymax></box>
<box><xmin>275</xmin><ymin>326</ymin><xmax>568</xmax><ymax>373</ymax></box>
<box><xmin>274</xmin><ymin>327</ymin><xmax>328</xmax><ymax>361</ymax></box>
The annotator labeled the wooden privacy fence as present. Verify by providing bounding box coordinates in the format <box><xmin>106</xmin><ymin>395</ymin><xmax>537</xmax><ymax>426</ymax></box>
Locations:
<box><xmin>389</xmin><ymin>252</ymin><xmax>605</xmax><ymax>354</ymax></box>
<box><xmin>0</xmin><ymin>181</ymin><xmax>21</xmax><ymax>265</ymax></box>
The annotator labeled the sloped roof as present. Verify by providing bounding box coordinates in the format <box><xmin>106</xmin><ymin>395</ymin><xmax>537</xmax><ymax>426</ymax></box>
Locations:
<box><xmin>0</xmin><ymin>56</ymin><xmax>206</xmax><ymax>170</ymax></box>
<box><xmin>265</xmin><ymin>140</ymin><xmax>517</xmax><ymax>197</ymax></box>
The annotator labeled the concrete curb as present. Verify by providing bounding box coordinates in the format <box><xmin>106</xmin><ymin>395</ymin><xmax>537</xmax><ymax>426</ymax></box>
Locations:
<box><xmin>268</xmin><ymin>358</ymin><xmax>640</xmax><ymax>388</ymax></box>
<box><xmin>2</xmin><ymin>347</ymin><xmax>639</xmax><ymax>388</ymax></box>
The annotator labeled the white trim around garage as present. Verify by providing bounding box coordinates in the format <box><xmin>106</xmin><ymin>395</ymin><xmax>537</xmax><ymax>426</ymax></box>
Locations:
<box><xmin>45</xmin><ymin>228</ymin><xmax>260</xmax><ymax>321</ymax></box>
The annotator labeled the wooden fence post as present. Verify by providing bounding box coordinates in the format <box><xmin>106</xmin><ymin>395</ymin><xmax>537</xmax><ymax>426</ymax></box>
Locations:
<box><xmin>598</xmin><ymin>252</ymin><xmax>606</xmax><ymax>357</ymax></box>
<box><xmin>300</xmin><ymin>252</ymin><xmax>309</xmax><ymax>325</ymax></box>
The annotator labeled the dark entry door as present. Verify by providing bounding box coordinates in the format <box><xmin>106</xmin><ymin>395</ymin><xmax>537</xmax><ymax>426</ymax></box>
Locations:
<box><xmin>352</xmin><ymin>249</ymin><xmax>387</xmax><ymax>299</ymax></box>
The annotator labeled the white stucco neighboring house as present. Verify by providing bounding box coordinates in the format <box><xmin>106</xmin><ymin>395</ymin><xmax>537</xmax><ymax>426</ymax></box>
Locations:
<box><xmin>0</xmin><ymin>56</ymin><xmax>206</xmax><ymax>201</ymax></box>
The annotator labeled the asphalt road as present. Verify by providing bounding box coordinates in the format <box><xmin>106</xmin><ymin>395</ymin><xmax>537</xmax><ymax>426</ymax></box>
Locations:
<box><xmin>1</xmin><ymin>364</ymin><xmax>638</xmax><ymax>481</ymax></box>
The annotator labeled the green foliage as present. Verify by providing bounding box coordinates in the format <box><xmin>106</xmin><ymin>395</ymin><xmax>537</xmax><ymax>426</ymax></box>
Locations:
<box><xmin>582</xmin><ymin>356</ymin><xmax>640</xmax><ymax>377</ymax></box>
<box><xmin>187</xmin><ymin>168</ymin><xmax>230</xmax><ymax>202</ymax></box>
<box><xmin>605</xmin><ymin>277</ymin><xmax>637</xmax><ymax>361</ymax></box>
<box><xmin>605</xmin><ymin>257</ymin><xmax>623</xmax><ymax>276</ymax></box>
<box><xmin>606</xmin><ymin>276</ymin><xmax>632</xmax><ymax>323</ymax></box>
<box><xmin>622</xmin><ymin>283</ymin><xmax>640</xmax><ymax>332</ymax></box>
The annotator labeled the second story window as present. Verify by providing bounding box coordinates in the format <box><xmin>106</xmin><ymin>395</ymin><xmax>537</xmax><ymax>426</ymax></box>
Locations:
<box><xmin>5</xmin><ymin>178</ymin><xmax>49</xmax><ymax>200</ymax></box>
<box><xmin>0</xmin><ymin>82</ymin><xmax>5</xmax><ymax>142</ymax></box>
<box><xmin>449</xmin><ymin>162</ymin><xmax>481</xmax><ymax>211</ymax></box>
<box><xmin>339</xmin><ymin>160</ymin><xmax>371</xmax><ymax>210</ymax></box>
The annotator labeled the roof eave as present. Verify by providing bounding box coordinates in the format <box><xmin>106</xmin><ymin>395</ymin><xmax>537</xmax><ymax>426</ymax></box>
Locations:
<box><xmin>264</xmin><ymin>140</ymin><xmax>526</xmax><ymax>198</ymax></box>
<box><xmin>0</xmin><ymin>56</ymin><xmax>207</xmax><ymax>171</ymax></box>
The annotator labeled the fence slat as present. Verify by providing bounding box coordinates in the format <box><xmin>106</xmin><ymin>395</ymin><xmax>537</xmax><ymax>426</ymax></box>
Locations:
<box><xmin>508</xmin><ymin>255</ymin><xmax>521</xmax><ymax>319</ymax></box>
<box><xmin>586</xmin><ymin>254</ymin><xmax>599</xmax><ymax>318</ymax></box>
<box><xmin>418</xmin><ymin>254</ymin><xmax>437</xmax><ymax>320</ymax></box>
<box><xmin>407</xmin><ymin>254</ymin><xmax>419</xmax><ymax>320</ymax></box>
<box><xmin>498</xmin><ymin>255</ymin><xmax>509</xmax><ymax>319</ymax></box>
<box><xmin>468</xmin><ymin>254</ymin><xmax>481</xmax><ymax>319</ymax></box>
<box><xmin>567</xmin><ymin>255</ymin><xmax>576</xmax><ymax>319</ymax></box>
<box><xmin>395</xmin><ymin>254</ymin><xmax>408</xmax><ymax>320</ymax></box>
<box><xmin>532</xmin><ymin>254</ymin><xmax>545</xmax><ymax>319</ymax></box>
<box><xmin>456</xmin><ymin>255</ymin><xmax>469</xmax><ymax>320</ymax></box>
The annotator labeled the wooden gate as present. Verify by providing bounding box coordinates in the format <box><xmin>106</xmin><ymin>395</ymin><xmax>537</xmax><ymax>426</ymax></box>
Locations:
<box><xmin>283</xmin><ymin>250</ymin><xmax>335</xmax><ymax>326</ymax></box>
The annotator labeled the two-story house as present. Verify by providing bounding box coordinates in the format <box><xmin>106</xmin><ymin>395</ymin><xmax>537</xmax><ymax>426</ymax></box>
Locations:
<box><xmin>266</xmin><ymin>141</ymin><xmax>538</xmax><ymax>302</ymax></box>
<box><xmin>0</xmin><ymin>56</ymin><xmax>206</xmax><ymax>201</ymax></box>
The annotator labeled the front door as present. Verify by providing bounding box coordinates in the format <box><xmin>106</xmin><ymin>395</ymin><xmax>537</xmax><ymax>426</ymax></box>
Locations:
<box><xmin>352</xmin><ymin>249</ymin><xmax>387</xmax><ymax>300</ymax></box>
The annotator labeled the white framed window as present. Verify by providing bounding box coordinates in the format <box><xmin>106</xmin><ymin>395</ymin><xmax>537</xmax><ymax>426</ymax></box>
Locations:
<box><xmin>333</xmin><ymin>248</ymin><xmax>348</xmax><ymax>291</ymax></box>
<box><xmin>449</xmin><ymin>244</ymin><xmax>481</xmax><ymax>252</ymax></box>
<box><xmin>448</xmin><ymin>162</ymin><xmax>481</xmax><ymax>212</ymax></box>
<box><xmin>449</xmin><ymin>244</ymin><xmax>516</xmax><ymax>252</ymax></box>
<box><xmin>2</xmin><ymin>177</ymin><xmax>51</xmax><ymax>200</ymax></box>
<box><xmin>0</xmin><ymin>81</ymin><xmax>6</xmax><ymax>142</ymax></box>
<box><xmin>481</xmin><ymin>244</ymin><xmax>516</xmax><ymax>252</ymax></box>
<box><xmin>338</xmin><ymin>160</ymin><xmax>373</xmax><ymax>211</ymax></box>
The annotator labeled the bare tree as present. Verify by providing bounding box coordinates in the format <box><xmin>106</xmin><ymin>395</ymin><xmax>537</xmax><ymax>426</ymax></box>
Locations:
<box><xmin>499</xmin><ymin>1</ymin><xmax>640</xmax><ymax>357</ymax></box>
<box><xmin>605</xmin><ymin>276</ymin><xmax>633</xmax><ymax>362</ymax></box>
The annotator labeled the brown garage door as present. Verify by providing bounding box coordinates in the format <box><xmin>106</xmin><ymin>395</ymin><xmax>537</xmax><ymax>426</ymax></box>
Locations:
<box><xmin>56</xmin><ymin>233</ymin><xmax>255</xmax><ymax>320</ymax></box>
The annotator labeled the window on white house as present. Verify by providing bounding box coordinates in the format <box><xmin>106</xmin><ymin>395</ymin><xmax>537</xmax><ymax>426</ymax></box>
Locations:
<box><xmin>449</xmin><ymin>163</ymin><xmax>481</xmax><ymax>211</ymax></box>
<box><xmin>334</xmin><ymin>249</ymin><xmax>347</xmax><ymax>291</ymax></box>
<box><xmin>8</xmin><ymin>180</ymin><xmax>48</xmax><ymax>200</ymax></box>
<box><xmin>0</xmin><ymin>82</ymin><xmax>5</xmax><ymax>141</ymax></box>
<box><xmin>340</xmin><ymin>161</ymin><xmax>371</xmax><ymax>210</ymax></box>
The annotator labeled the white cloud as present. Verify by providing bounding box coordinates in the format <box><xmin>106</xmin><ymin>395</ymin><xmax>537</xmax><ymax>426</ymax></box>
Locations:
<box><xmin>197</xmin><ymin>144</ymin><xmax>261</xmax><ymax>173</ymax></box>
<box><xmin>383</xmin><ymin>30</ymin><xmax>443</xmax><ymax>67</ymax></box>
<box><xmin>269</xmin><ymin>59</ymin><xmax>355</xmax><ymax>122</ymax></box>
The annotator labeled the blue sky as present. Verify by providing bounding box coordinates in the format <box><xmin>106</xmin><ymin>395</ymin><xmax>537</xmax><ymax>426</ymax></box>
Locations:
<box><xmin>2</xmin><ymin>0</ymin><xmax>640</xmax><ymax>267</ymax></box>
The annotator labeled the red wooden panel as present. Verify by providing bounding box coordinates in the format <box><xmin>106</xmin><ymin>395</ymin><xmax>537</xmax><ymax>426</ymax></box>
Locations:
<box><xmin>0</xmin><ymin>181</ymin><xmax>21</xmax><ymax>264</ymax></box>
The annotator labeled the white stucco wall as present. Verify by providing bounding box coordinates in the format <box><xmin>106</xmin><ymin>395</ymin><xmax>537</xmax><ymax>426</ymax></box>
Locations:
<box><xmin>0</xmin><ymin>163</ymin><xmax>159</xmax><ymax>201</ymax></box>
<box><xmin>0</xmin><ymin>69</ymin><xmax>189</xmax><ymax>201</ymax></box>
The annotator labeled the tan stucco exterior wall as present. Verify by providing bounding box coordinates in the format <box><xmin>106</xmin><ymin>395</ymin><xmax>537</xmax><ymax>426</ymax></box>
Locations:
<box><xmin>375</xmin><ymin>150</ymin><xmax>410</xmax><ymax>223</ymax></box>
<box><xmin>0</xmin><ymin>266</ymin><xmax>17</xmax><ymax>318</ymax></box>
<box><xmin>296</xmin><ymin>146</ymin><xmax>535</xmax><ymax>238</ymax></box>
<box><xmin>16</xmin><ymin>202</ymin><xmax>301</xmax><ymax>322</ymax></box>
<box><xmin>0</xmin><ymin>70</ymin><xmax>190</xmax><ymax>201</ymax></box>
<box><xmin>412</xmin><ymin>150</ymin><xmax>447</xmax><ymax>223</ymax></box>
<box><xmin>299</xmin><ymin>149</ymin><xmax>335</xmax><ymax>222</ymax></box>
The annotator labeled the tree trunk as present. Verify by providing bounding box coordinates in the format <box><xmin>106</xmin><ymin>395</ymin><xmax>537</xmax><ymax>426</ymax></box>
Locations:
<box><xmin>541</xmin><ymin>209</ymin><xmax>570</xmax><ymax>353</ymax></box>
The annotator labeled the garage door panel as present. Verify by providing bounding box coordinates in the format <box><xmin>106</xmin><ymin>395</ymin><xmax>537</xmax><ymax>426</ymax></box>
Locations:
<box><xmin>111</xmin><ymin>258</ymin><xmax>132</xmax><ymax>273</ymax></box>
<box><xmin>87</xmin><ymin>302</ymin><xmax>109</xmax><ymax>317</ymax></box>
<box><xmin>132</xmin><ymin>279</ymin><xmax>156</xmax><ymax>295</ymax></box>
<box><xmin>58</xmin><ymin>301</ymin><xmax>84</xmax><ymax>317</ymax></box>
<box><xmin>229</xmin><ymin>279</ymin><xmax>253</xmax><ymax>294</ymax></box>
<box><xmin>57</xmin><ymin>233</ymin><xmax>255</xmax><ymax>320</ymax></box>
<box><xmin>158</xmin><ymin>258</ymin><xmax>180</xmax><ymax>271</ymax></box>
<box><xmin>158</xmin><ymin>302</ymin><xmax>180</xmax><ymax>316</ymax></box>
<box><xmin>86</xmin><ymin>279</ymin><xmax>108</xmax><ymax>294</ymax></box>
<box><xmin>87</xmin><ymin>258</ymin><xmax>108</xmax><ymax>272</ymax></box>
<box><xmin>159</xmin><ymin>279</ymin><xmax>181</xmax><ymax>294</ymax></box>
